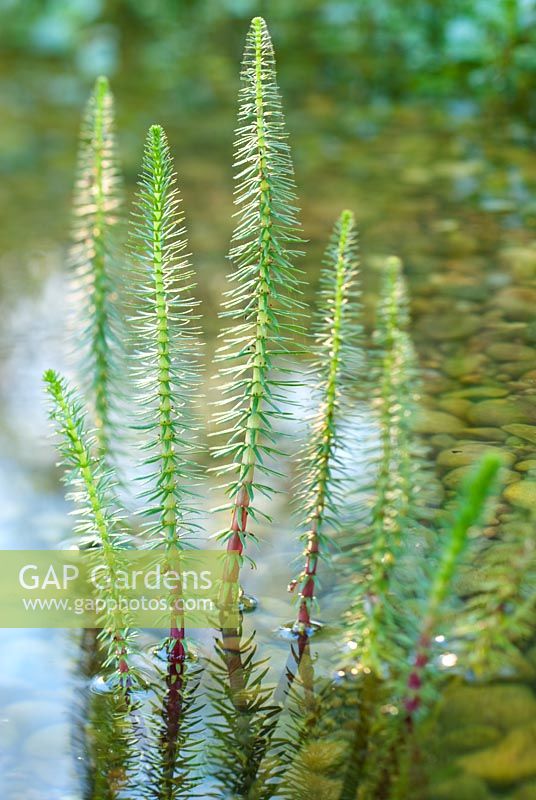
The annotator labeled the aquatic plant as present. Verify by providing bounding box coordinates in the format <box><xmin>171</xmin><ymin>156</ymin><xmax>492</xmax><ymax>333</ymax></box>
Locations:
<box><xmin>289</xmin><ymin>209</ymin><xmax>361</xmax><ymax>637</ymax></box>
<box><xmin>44</xmin><ymin>15</ymin><xmax>534</xmax><ymax>800</ymax></box>
<box><xmin>44</xmin><ymin>370</ymin><xmax>139</xmax><ymax>693</ymax></box>
<box><xmin>210</xmin><ymin>14</ymin><xmax>304</xmax><ymax>583</ymax></box>
<box><xmin>206</xmin><ymin>17</ymin><xmax>305</xmax><ymax>794</ymax></box>
<box><xmin>344</xmin><ymin>255</ymin><xmax>421</xmax><ymax>676</ymax></box>
<box><xmin>69</xmin><ymin>76</ymin><xmax>123</xmax><ymax>460</ymax></box>
<box><xmin>127</xmin><ymin>123</ymin><xmax>204</xmax><ymax>797</ymax></box>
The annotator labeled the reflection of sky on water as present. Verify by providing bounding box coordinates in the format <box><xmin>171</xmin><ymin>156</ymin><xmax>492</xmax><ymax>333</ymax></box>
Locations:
<box><xmin>0</xmin><ymin>266</ymin><xmax>76</xmax><ymax>797</ymax></box>
<box><xmin>0</xmin><ymin>259</ymin><xmax>379</xmax><ymax>795</ymax></box>
<box><xmin>0</xmin><ymin>5</ymin><xmax>534</xmax><ymax>790</ymax></box>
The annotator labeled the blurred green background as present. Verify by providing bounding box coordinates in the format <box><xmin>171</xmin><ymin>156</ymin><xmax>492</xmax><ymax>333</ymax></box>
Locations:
<box><xmin>1</xmin><ymin>0</ymin><xmax>535</xmax><ymax>309</ymax></box>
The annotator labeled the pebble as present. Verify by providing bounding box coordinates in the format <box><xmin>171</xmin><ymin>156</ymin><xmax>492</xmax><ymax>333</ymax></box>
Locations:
<box><xmin>501</xmin><ymin>521</ymin><xmax>534</xmax><ymax>538</ymax></box>
<box><xmin>493</xmin><ymin>287</ymin><xmax>536</xmax><ymax>321</ymax></box>
<box><xmin>503</xmin><ymin>424</ymin><xmax>536</xmax><ymax>445</ymax></box>
<box><xmin>459</xmin><ymin>427</ymin><xmax>508</xmax><ymax>442</ymax></box>
<box><xmin>444</xmin><ymin>353</ymin><xmax>486</xmax><ymax>378</ymax></box>
<box><xmin>501</xmin><ymin>362</ymin><xmax>535</xmax><ymax>379</ymax></box>
<box><xmin>513</xmin><ymin>782</ymin><xmax>536</xmax><ymax>800</ymax></box>
<box><xmin>429</xmin><ymin>775</ymin><xmax>491</xmax><ymax>800</ymax></box>
<box><xmin>460</xmin><ymin>721</ymin><xmax>536</xmax><ymax>786</ymax></box>
<box><xmin>442</xmin><ymin>467</ymin><xmax>511</xmax><ymax>490</ymax></box>
<box><xmin>24</xmin><ymin>723</ymin><xmax>70</xmax><ymax>759</ymax></box>
<box><xmin>487</xmin><ymin>343</ymin><xmax>535</xmax><ymax>362</ymax></box>
<box><xmin>443</xmin><ymin>284</ymin><xmax>488</xmax><ymax>302</ymax></box>
<box><xmin>420</xmin><ymin>313</ymin><xmax>480</xmax><ymax>341</ymax></box>
<box><xmin>499</xmin><ymin>245</ymin><xmax>536</xmax><ymax>279</ymax></box>
<box><xmin>440</xmin><ymin>684</ymin><xmax>536</xmax><ymax>732</ymax></box>
<box><xmin>0</xmin><ymin>718</ymin><xmax>17</xmax><ymax>749</ymax></box>
<box><xmin>437</xmin><ymin>442</ymin><xmax>514</xmax><ymax>469</ymax></box>
<box><xmin>443</xmin><ymin>466</ymin><xmax>519</xmax><ymax>489</ymax></box>
<box><xmin>31</xmin><ymin>756</ymin><xmax>71</xmax><ymax>787</ymax></box>
<box><xmin>448</xmin><ymin>387</ymin><xmax>508</xmax><ymax>399</ymax></box>
<box><xmin>521</xmin><ymin>369</ymin><xmax>536</xmax><ymax>382</ymax></box>
<box><xmin>414</xmin><ymin>409</ymin><xmax>464</xmax><ymax>435</ymax></box>
<box><xmin>467</xmin><ymin>399</ymin><xmax>536</xmax><ymax>427</ymax></box>
<box><xmin>443</xmin><ymin>466</ymin><xmax>470</xmax><ymax>488</ymax></box>
<box><xmin>438</xmin><ymin>398</ymin><xmax>472</xmax><ymax>417</ymax></box>
<box><xmin>441</xmin><ymin>725</ymin><xmax>501</xmax><ymax>753</ymax></box>
<box><xmin>526</xmin><ymin>322</ymin><xmax>536</xmax><ymax>344</ymax></box>
<box><xmin>2</xmin><ymin>700</ymin><xmax>63</xmax><ymax>730</ymax></box>
<box><xmin>516</xmin><ymin>459</ymin><xmax>536</xmax><ymax>472</ymax></box>
<box><xmin>504</xmin><ymin>480</ymin><xmax>536</xmax><ymax>510</ymax></box>
<box><xmin>430</xmin><ymin>434</ymin><xmax>456</xmax><ymax>449</ymax></box>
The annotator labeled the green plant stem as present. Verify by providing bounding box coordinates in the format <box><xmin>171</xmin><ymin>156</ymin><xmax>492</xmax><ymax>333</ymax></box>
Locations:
<box><xmin>71</xmin><ymin>76</ymin><xmax>122</xmax><ymax>458</ymax></box>
<box><xmin>356</xmin><ymin>257</ymin><xmax>414</xmax><ymax>673</ymax></box>
<box><xmin>44</xmin><ymin>370</ymin><xmax>137</xmax><ymax>691</ymax></box>
<box><xmin>403</xmin><ymin>454</ymin><xmax>502</xmax><ymax>726</ymax></box>
<box><xmin>293</xmin><ymin>210</ymin><xmax>355</xmax><ymax>632</ymax></box>
<box><xmin>222</xmin><ymin>17</ymin><xmax>276</xmax><ymax>586</ymax></box>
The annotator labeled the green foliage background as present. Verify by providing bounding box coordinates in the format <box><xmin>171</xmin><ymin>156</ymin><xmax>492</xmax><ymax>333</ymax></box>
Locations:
<box><xmin>2</xmin><ymin>0</ymin><xmax>534</xmax><ymax>334</ymax></box>
<box><xmin>2</xmin><ymin>0</ymin><xmax>535</xmax><ymax>107</ymax></box>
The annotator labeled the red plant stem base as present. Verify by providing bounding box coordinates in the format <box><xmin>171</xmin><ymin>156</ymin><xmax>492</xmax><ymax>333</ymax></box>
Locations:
<box><xmin>403</xmin><ymin>632</ymin><xmax>431</xmax><ymax>730</ymax></box>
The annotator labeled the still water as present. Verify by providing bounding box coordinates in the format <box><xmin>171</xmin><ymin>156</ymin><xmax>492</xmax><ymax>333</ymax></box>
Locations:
<box><xmin>0</xmin><ymin>41</ymin><xmax>535</xmax><ymax>800</ymax></box>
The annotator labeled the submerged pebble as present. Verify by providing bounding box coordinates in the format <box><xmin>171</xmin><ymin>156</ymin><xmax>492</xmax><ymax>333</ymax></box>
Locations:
<box><xmin>24</xmin><ymin>723</ymin><xmax>70</xmax><ymax>759</ymax></box>
<box><xmin>459</xmin><ymin>427</ymin><xmax>508</xmax><ymax>441</ymax></box>
<box><xmin>438</xmin><ymin>397</ymin><xmax>472</xmax><ymax>417</ymax></box>
<box><xmin>429</xmin><ymin>775</ymin><xmax>491</xmax><ymax>800</ymax></box>
<box><xmin>440</xmin><ymin>684</ymin><xmax>536</xmax><ymax>733</ymax></box>
<box><xmin>513</xmin><ymin>782</ymin><xmax>536</xmax><ymax>800</ymax></box>
<box><xmin>443</xmin><ymin>353</ymin><xmax>487</xmax><ymax>379</ymax></box>
<box><xmin>414</xmin><ymin>409</ymin><xmax>464</xmax><ymax>434</ymax></box>
<box><xmin>504</xmin><ymin>480</ymin><xmax>536</xmax><ymax>510</ymax></box>
<box><xmin>460</xmin><ymin>721</ymin><xmax>536</xmax><ymax>786</ymax></box>
<box><xmin>437</xmin><ymin>442</ymin><xmax>514</xmax><ymax>469</ymax></box>
<box><xmin>448</xmin><ymin>386</ymin><xmax>508</xmax><ymax>399</ymax></box>
<box><xmin>515</xmin><ymin>459</ymin><xmax>536</xmax><ymax>472</ymax></box>
<box><xmin>503</xmin><ymin>424</ymin><xmax>536</xmax><ymax>445</ymax></box>
<box><xmin>420</xmin><ymin>313</ymin><xmax>480</xmax><ymax>341</ymax></box>
<box><xmin>493</xmin><ymin>287</ymin><xmax>536</xmax><ymax>321</ymax></box>
<box><xmin>467</xmin><ymin>399</ymin><xmax>536</xmax><ymax>427</ymax></box>
<box><xmin>441</xmin><ymin>725</ymin><xmax>502</xmax><ymax>753</ymax></box>
<box><xmin>487</xmin><ymin>343</ymin><xmax>535</xmax><ymax>362</ymax></box>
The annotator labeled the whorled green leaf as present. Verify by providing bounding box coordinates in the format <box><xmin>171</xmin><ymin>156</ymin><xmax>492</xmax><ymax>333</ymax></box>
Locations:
<box><xmin>211</xmin><ymin>16</ymin><xmax>305</xmax><ymax>575</ymax></box>
<box><xmin>127</xmin><ymin>123</ymin><xmax>202</xmax><ymax>551</ymax></box>
<box><xmin>206</xmin><ymin>633</ymin><xmax>285</xmax><ymax>800</ymax></box>
<box><xmin>345</xmin><ymin>257</ymin><xmax>422</xmax><ymax>674</ymax></box>
<box><xmin>43</xmin><ymin>369</ymin><xmax>139</xmax><ymax>692</ymax></box>
<box><xmin>403</xmin><ymin>453</ymin><xmax>503</xmax><ymax>723</ymax></box>
<box><xmin>69</xmin><ymin>76</ymin><xmax>123</xmax><ymax>459</ymax></box>
<box><xmin>126</xmin><ymin>123</ymin><xmax>205</xmax><ymax>797</ymax></box>
<box><xmin>290</xmin><ymin>209</ymin><xmax>362</xmax><ymax>633</ymax></box>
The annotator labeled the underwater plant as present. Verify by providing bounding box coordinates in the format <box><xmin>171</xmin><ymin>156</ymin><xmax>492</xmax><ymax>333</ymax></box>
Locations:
<box><xmin>44</xmin><ymin>15</ymin><xmax>534</xmax><ymax>800</ymax></box>
<box><xmin>68</xmin><ymin>76</ymin><xmax>123</xmax><ymax>461</ymax></box>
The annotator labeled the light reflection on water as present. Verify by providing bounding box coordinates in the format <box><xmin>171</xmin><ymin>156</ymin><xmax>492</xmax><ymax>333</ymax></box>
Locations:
<box><xmin>0</xmin><ymin>63</ymin><xmax>535</xmax><ymax>800</ymax></box>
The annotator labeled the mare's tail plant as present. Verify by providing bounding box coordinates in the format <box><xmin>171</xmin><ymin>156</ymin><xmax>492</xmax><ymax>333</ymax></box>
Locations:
<box><xmin>128</xmin><ymin>123</ymin><xmax>204</xmax><ymax>798</ymax></box>
<box><xmin>211</xmin><ymin>15</ymin><xmax>304</xmax><ymax>598</ymax></box>
<box><xmin>44</xmin><ymin>371</ymin><xmax>139</xmax><ymax>693</ymax></box>
<box><xmin>69</xmin><ymin>76</ymin><xmax>123</xmax><ymax>458</ymax></box>
<box><xmin>387</xmin><ymin>455</ymin><xmax>503</xmax><ymax>800</ymax></box>
<box><xmin>280</xmin><ymin>210</ymin><xmax>362</xmax><ymax>702</ymax></box>
<box><xmin>206</xmin><ymin>16</ymin><xmax>305</xmax><ymax>796</ymax></box>
<box><xmin>84</xmin><ymin>690</ymin><xmax>138</xmax><ymax>800</ymax></box>
<box><xmin>458</xmin><ymin>504</ymin><xmax>536</xmax><ymax>676</ymax></box>
<box><xmin>43</xmin><ymin>15</ymin><xmax>531</xmax><ymax>800</ymax></box>
<box><xmin>289</xmin><ymin>209</ymin><xmax>361</xmax><ymax>637</ymax></box>
<box><xmin>402</xmin><ymin>454</ymin><xmax>503</xmax><ymax>727</ymax></box>
<box><xmin>345</xmin><ymin>256</ymin><xmax>420</xmax><ymax>676</ymax></box>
